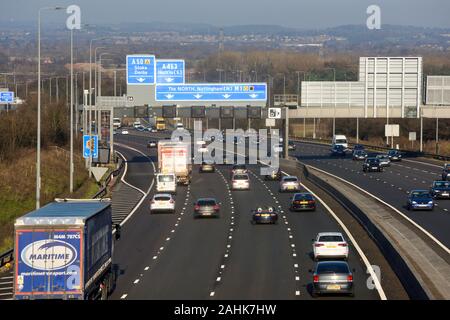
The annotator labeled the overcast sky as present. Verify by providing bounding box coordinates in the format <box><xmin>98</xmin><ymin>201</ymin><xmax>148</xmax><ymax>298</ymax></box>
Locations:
<box><xmin>2</xmin><ymin>0</ymin><xmax>450</xmax><ymax>29</ymax></box>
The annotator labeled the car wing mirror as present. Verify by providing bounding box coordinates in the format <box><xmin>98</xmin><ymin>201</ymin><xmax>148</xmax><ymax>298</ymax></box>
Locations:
<box><xmin>308</xmin><ymin>269</ymin><xmax>313</xmax><ymax>273</ymax></box>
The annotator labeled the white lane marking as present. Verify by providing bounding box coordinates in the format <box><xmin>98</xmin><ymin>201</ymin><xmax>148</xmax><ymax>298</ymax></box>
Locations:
<box><xmin>403</xmin><ymin>158</ymin><xmax>443</xmax><ymax>169</ymax></box>
<box><xmin>305</xmin><ymin>164</ymin><xmax>450</xmax><ymax>256</ymax></box>
<box><xmin>133</xmin><ymin>279</ymin><xmax>140</xmax><ymax>284</ymax></box>
<box><xmin>210</xmin><ymin>291</ymin><xmax>215</xmax><ymax>297</ymax></box>
<box><xmin>144</xmin><ymin>267</ymin><xmax>149</xmax><ymax>271</ymax></box>
<box><xmin>120</xmin><ymin>294</ymin><xmax>128</xmax><ymax>299</ymax></box>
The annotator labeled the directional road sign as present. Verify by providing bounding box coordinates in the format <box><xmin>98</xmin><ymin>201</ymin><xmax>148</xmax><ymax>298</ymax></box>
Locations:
<box><xmin>156</xmin><ymin>59</ymin><xmax>185</xmax><ymax>84</ymax></box>
<box><xmin>0</xmin><ymin>91</ymin><xmax>14</xmax><ymax>104</ymax></box>
<box><xmin>83</xmin><ymin>135</ymin><xmax>98</xmax><ymax>159</ymax></box>
<box><xmin>155</xmin><ymin>83</ymin><xmax>267</xmax><ymax>102</ymax></box>
<box><xmin>126</xmin><ymin>55</ymin><xmax>156</xmax><ymax>85</ymax></box>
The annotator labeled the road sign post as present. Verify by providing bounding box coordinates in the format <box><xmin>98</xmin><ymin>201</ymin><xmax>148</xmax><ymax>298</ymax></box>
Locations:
<box><xmin>126</xmin><ymin>55</ymin><xmax>156</xmax><ymax>85</ymax></box>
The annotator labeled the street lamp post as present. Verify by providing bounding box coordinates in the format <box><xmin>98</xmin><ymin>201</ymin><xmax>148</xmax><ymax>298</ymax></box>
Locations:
<box><xmin>36</xmin><ymin>5</ymin><xmax>65</xmax><ymax>209</ymax></box>
<box><xmin>88</xmin><ymin>38</ymin><xmax>106</xmax><ymax>176</ymax></box>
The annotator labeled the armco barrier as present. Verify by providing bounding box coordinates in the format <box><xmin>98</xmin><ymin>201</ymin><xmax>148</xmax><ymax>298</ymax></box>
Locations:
<box><xmin>290</xmin><ymin>136</ymin><xmax>450</xmax><ymax>162</ymax></box>
<box><xmin>302</xmin><ymin>163</ymin><xmax>429</xmax><ymax>300</ymax></box>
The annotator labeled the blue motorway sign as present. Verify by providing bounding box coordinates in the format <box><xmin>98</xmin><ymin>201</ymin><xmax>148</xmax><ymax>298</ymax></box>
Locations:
<box><xmin>0</xmin><ymin>91</ymin><xmax>14</xmax><ymax>103</ymax></box>
<box><xmin>155</xmin><ymin>83</ymin><xmax>267</xmax><ymax>102</ymax></box>
<box><xmin>156</xmin><ymin>59</ymin><xmax>185</xmax><ymax>84</ymax></box>
<box><xmin>126</xmin><ymin>55</ymin><xmax>155</xmax><ymax>85</ymax></box>
<box><xmin>83</xmin><ymin>135</ymin><xmax>98</xmax><ymax>159</ymax></box>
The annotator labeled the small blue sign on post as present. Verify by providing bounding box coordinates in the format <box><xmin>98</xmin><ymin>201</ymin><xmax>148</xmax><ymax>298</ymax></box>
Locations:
<box><xmin>155</xmin><ymin>83</ymin><xmax>267</xmax><ymax>102</ymax></box>
<box><xmin>126</xmin><ymin>55</ymin><xmax>156</xmax><ymax>85</ymax></box>
<box><xmin>156</xmin><ymin>59</ymin><xmax>185</xmax><ymax>84</ymax></box>
<box><xmin>0</xmin><ymin>91</ymin><xmax>14</xmax><ymax>104</ymax></box>
<box><xmin>83</xmin><ymin>135</ymin><xmax>98</xmax><ymax>159</ymax></box>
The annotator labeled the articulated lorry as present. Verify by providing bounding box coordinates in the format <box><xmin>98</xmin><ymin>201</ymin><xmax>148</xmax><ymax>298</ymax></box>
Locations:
<box><xmin>157</xmin><ymin>141</ymin><xmax>191</xmax><ymax>186</ymax></box>
<box><xmin>13</xmin><ymin>199</ymin><xmax>120</xmax><ymax>300</ymax></box>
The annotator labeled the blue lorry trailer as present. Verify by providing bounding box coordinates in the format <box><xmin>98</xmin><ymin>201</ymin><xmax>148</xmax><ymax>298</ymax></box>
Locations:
<box><xmin>13</xmin><ymin>199</ymin><xmax>117</xmax><ymax>300</ymax></box>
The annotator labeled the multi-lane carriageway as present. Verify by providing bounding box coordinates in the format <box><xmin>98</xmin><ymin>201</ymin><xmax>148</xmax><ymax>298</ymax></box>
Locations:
<box><xmin>294</xmin><ymin>141</ymin><xmax>450</xmax><ymax>250</ymax></box>
<box><xmin>109</xmin><ymin>132</ymin><xmax>385</xmax><ymax>300</ymax></box>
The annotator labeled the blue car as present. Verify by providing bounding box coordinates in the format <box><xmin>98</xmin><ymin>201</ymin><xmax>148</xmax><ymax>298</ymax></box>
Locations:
<box><xmin>407</xmin><ymin>190</ymin><xmax>434</xmax><ymax>211</ymax></box>
<box><xmin>251</xmin><ymin>206</ymin><xmax>278</xmax><ymax>224</ymax></box>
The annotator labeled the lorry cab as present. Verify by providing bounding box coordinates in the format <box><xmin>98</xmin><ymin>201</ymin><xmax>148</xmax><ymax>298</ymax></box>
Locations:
<box><xmin>156</xmin><ymin>173</ymin><xmax>177</xmax><ymax>193</ymax></box>
<box><xmin>332</xmin><ymin>135</ymin><xmax>348</xmax><ymax>149</ymax></box>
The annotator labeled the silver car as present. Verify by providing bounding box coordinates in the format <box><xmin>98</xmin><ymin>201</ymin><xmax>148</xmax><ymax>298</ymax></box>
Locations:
<box><xmin>279</xmin><ymin>176</ymin><xmax>300</xmax><ymax>192</ymax></box>
<box><xmin>311</xmin><ymin>261</ymin><xmax>354</xmax><ymax>297</ymax></box>
<box><xmin>376</xmin><ymin>154</ymin><xmax>391</xmax><ymax>167</ymax></box>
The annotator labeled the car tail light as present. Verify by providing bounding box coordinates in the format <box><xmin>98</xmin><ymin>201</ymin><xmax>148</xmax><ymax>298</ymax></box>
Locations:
<box><xmin>151</xmin><ymin>200</ymin><xmax>155</xmax><ymax>204</ymax></box>
<box><xmin>314</xmin><ymin>243</ymin><xmax>324</xmax><ymax>247</ymax></box>
<box><xmin>347</xmin><ymin>275</ymin><xmax>353</xmax><ymax>282</ymax></box>
<box><xmin>313</xmin><ymin>275</ymin><xmax>319</xmax><ymax>283</ymax></box>
<box><xmin>232</xmin><ymin>180</ymin><xmax>236</xmax><ymax>184</ymax></box>
<box><xmin>338</xmin><ymin>243</ymin><xmax>347</xmax><ymax>247</ymax></box>
<box><xmin>213</xmin><ymin>205</ymin><xmax>220</xmax><ymax>210</ymax></box>
<box><xmin>309</xmin><ymin>200</ymin><xmax>315</xmax><ymax>204</ymax></box>
<box><xmin>194</xmin><ymin>205</ymin><xmax>200</xmax><ymax>210</ymax></box>
<box><xmin>170</xmin><ymin>199</ymin><xmax>174</xmax><ymax>204</ymax></box>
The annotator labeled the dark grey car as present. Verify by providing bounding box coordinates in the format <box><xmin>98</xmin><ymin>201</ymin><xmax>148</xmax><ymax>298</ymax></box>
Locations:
<box><xmin>311</xmin><ymin>261</ymin><xmax>354</xmax><ymax>297</ymax></box>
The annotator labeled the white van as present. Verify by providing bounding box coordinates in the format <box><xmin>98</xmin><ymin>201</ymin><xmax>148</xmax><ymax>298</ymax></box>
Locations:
<box><xmin>156</xmin><ymin>173</ymin><xmax>177</xmax><ymax>193</ymax></box>
<box><xmin>332</xmin><ymin>135</ymin><xmax>348</xmax><ymax>149</ymax></box>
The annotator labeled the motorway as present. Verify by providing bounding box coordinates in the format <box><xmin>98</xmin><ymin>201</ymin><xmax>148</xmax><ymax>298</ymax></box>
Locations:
<box><xmin>109</xmin><ymin>132</ymin><xmax>381</xmax><ymax>300</ymax></box>
<box><xmin>293</xmin><ymin>141</ymin><xmax>450</xmax><ymax>250</ymax></box>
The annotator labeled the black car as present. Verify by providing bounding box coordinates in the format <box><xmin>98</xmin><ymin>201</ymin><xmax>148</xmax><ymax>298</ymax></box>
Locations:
<box><xmin>331</xmin><ymin>145</ymin><xmax>346</xmax><ymax>156</ymax></box>
<box><xmin>147</xmin><ymin>140</ymin><xmax>157</xmax><ymax>148</ymax></box>
<box><xmin>363</xmin><ymin>157</ymin><xmax>383</xmax><ymax>172</ymax></box>
<box><xmin>264</xmin><ymin>167</ymin><xmax>282</xmax><ymax>181</ymax></box>
<box><xmin>251</xmin><ymin>206</ymin><xmax>278</xmax><ymax>224</ymax></box>
<box><xmin>430</xmin><ymin>181</ymin><xmax>450</xmax><ymax>199</ymax></box>
<box><xmin>193</xmin><ymin>198</ymin><xmax>220</xmax><ymax>218</ymax></box>
<box><xmin>290</xmin><ymin>193</ymin><xmax>316</xmax><ymax>211</ymax></box>
<box><xmin>388</xmin><ymin>149</ymin><xmax>402</xmax><ymax>162</ymax></box>
<box><xmin>441</xmin><ymin>164</ymin><xmax>450</xmax><ymax>181</ymax></box>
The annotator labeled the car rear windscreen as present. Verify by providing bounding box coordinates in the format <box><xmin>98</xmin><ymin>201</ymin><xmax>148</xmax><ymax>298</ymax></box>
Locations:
<box><xmin>233</xmin><ymin>175</ymin><xmax>248</xmax><ymax>180</ymax></box>
<box><xmin>158</xmin><ymin>175</ymin><xmax>174</xmax><ymax>182</ymax></box>
<box><xmin>154</xmin><ymin>196</ymin><xmax>171</xmax><ymax>201</ymax></box>
<box><xmin>318</xmin><ymin>235</ymin><xmax>344</xmax><ymax>242</ymax></box>
<box><xmin>317</xmin><ymin>263</ymin><xmax>349</xmax><ymax>274</ymax></box>
<box><xmin>283</xmin><ymin>177</ymin><xmax>298</xmax><ymax>182</ymax></box>
<box><xmin>197</xmin><ymin>199</ymin><xmax>216</xmax><ymax>206</ymax></box>
<box><xmin>294</xmin><ymin>194</ymin><xmax>313</xmax><ymax>200</ymax></box>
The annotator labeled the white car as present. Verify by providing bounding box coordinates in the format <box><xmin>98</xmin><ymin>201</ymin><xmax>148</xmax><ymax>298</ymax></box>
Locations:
<box><xmin>279</xmin><ymin>176</ymin><xmax>300</xmax><ymax>192</ymax></box>
<box><xmin>150</xmin><ymin>193</ymin><xmax>175</xmax><ymax>213</ymax></box>
<box><xmin>313</xmin><ymin>232</ymin><xmax>349</xmax><ymax>261</ymax></box>
<box><xmin>232</xmin><ymin>173</ymin><xmax>250</xmax><ymax>190</ymax></box>
<box><xmin>121</xmin><ymin>129</ymin><xmax>129</xmax><ymax>135</ymax></box>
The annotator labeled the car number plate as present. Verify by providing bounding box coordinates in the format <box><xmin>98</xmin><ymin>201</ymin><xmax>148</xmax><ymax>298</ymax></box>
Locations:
<box><xmin>288</xmin><ymin>186</ymin><xmax>294</xmax><ymax>189</ymax></box>
<box><xmin>327</xmin><ymin>284</ymin><xmax>341</xmax><ymax>290</ymax></box>
<box><xmin>300</xmin><ymin>201</ymin><xmax>308</xmax><ymax>204</ymax></box>
<box><xmin>261</xmin><ymin>214</ymin><xmax>270</xmax><ymax>217</ymax></box>
<box><xmin>326</xmin><ymin>245</ymin><xmax>337</xmax><ymax>248</ymax></box>
<box><xmin>443</xmin><ymin>193</ymin><xmax>449</xmax><ymax>196</ymax></box>
<box><xmin>372</xmin><ymin>167</ymin><xmax>377</xmax><ymax>169</ymax></box>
